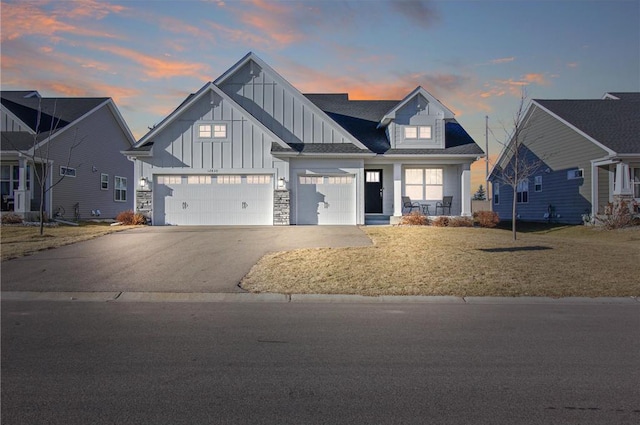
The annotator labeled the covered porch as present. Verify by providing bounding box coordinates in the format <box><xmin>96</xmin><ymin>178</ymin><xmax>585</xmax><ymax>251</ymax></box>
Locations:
<box><xmin>1</xmin><ymin>155</ymin><xmax>47</xmax><ymax>219</ymax></box>
<box><xmin>591</xmin><ymin>157</ymin><xmax>640</xmax><ymax>216</ymax></box>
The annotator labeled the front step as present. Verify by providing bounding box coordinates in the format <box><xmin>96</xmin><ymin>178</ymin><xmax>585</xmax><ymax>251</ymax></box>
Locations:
<box><xmin>365</xmin><ymin>214</ymin><xmax>391</xmax><ymax>225</ymax></box>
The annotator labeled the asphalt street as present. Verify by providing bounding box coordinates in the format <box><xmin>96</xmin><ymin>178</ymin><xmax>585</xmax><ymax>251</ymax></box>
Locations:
<box><xmin>2</xmin><ymin>300</ymin><xmax>639</xmax><ymax>425</ymax></box>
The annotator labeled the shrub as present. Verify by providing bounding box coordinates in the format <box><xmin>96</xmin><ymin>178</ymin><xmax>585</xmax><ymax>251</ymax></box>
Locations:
<box><xmin>596</xmin><ymin>199</ymin><xmax>632</xmax><ymax>230</ymax></box>
<box><xmin>431</xmin><ymin>216</ymin><xmax>449</xmax><ymax>227</ymax></box>
<box><xmin>473</xmin><ymin>211</ymin><xmax>500</xmax><ymax>228</ymax></box>
<box><xmin>448</xmin><ymin>216</ymin><xmax>474</xmax><ymax>227</ymax></box>
<box><xmin>116</xmin><ymin>210</ymin><xmax>148</xmax><ymax>225</ymax></box>
<box><xmin>1</xmin><ymin>213</ymin><xmax>23</xmax><ymax>224</ymax></box>
<box><xmin>399</xmin><ymin>211</ymin><xmax>429</xmax><ymax>226</ymax></box>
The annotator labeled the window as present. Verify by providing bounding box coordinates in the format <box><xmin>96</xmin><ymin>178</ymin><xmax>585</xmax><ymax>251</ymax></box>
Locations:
<box><xmin>405</xmin><ymin>168</ymin><xmax>443</xmax><ymax>200</ymax></box>
<box><xmin>418</xmin><ymin>126</ymin><xmax>432</xmax><ymax>139</ymax></box>
<box><xmin>327</xmin><ymin>176</ymin><xmax>354</xmax><ymax>184</ymax></box>
<box><xmin>157</xmin><ymin>176</ymin><xmax>182</xmax><ymax>185</ymax></box>
<box><xmin>101</xmin><ymin>173</ymin><xmax>109</xmax><ymax>190</ymax></box>
<box><xmin>534</xmin><ymin>175</ymin><xmax>542</xmax><ymax>192</ymax></box>
<box><xmin>299</xmin><ymin>176</ymin><xmax>323</xmax><ymax>185</ymax></box>
<box><xmin>404</xmin><ymin>127</ymin><xmax>418</xmax><ymax>139</ymax></box>
<box><xmin>217</xmin><ymin>175</ymin><xmax>241</xmax><ymax>184</ymax></box>
<box><xmin>60</xmin><ymin>166</ymin><xmax>76</xmax><ymax>177</ymax></box>
<box><xmin>517</xmin><ymin>180</ymin><xmax>529</xmax><ymax>203</ymax></box>
<box><xmin>187</xmin><ymin>175</ymin><xmax>212</xmax><ymax>184</ymax></box>
<box><xmin>404</xmin><ymin>126</ymin><xmax>432</xmax><ymax>140</ymax></box>
<box><xmin>198</xmin><ymin>123</ymin><xmax>227</xmax><ymax>139</ymax></box>
<box><xmin>633</xmin><ymin>168</ymin><xmax>640</xmax><ymax>199</ymax></box>
<box><xmin>493</xmin><ymin>182</ymin><xmax>499</xmax><ymax>204</ymax></box>
<box><xmin>247</xmin><ymin>175</ymin><xmax>271</xmax><ymax>184</ymax></box>
<box><xmin>114</xmin><ymin>176</ymin><xmax>127</xmax><ymax>202</ymax></box>
<box><xmin>366</xmin><ymin>171</ymin><xmax>380</xmax><ymax>183</ymax></box>
<box><xmin>1</xmin><ymin>165</ymin><xmax>31</xmax><ymax>200</ymax></box>
<box><xmin>567</xmin><ymin>169</ymin><xmax>583</xmax><ymax>179</ymax></box>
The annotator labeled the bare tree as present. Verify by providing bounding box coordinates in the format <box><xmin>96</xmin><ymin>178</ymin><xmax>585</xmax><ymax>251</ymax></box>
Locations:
<box><xmin>493</xmin><ymin>90</ymin><xmax>543</xmax><ymax>240</ymax></box>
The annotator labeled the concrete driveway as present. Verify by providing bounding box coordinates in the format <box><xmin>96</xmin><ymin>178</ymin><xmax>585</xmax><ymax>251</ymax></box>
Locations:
<box><xmin>1</xmin><ymin>226</ymin><xmax>372</xmax><ymax>293</ymax></box>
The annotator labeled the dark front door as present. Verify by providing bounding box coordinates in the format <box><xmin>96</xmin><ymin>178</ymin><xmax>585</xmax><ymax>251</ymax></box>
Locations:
<box><xmin>365</xmin><ymin>169</ymin><xmax>383</xmax><ymax>213</ymax></box>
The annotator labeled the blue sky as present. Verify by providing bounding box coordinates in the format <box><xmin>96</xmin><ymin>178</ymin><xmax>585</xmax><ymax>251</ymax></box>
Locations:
<box><xmin>2</xmin><ymin>0</ymin><xmax>639</xmax><ymax>183</ymax></box>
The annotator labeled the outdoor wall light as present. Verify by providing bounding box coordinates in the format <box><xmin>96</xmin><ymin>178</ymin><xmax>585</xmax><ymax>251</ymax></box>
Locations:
<box><xmin>278</xmin><ymin>177</ymin><xmax>285</xmax><ymax>188</ymax></box>
<box><xmin>139</xmin><ymin>177</ymin><xmax>148</xmax><ymax>187</ymax></box>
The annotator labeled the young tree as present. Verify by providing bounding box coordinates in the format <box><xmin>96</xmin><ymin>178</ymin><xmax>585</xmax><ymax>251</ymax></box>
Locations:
<box><xmin>472</xmin><ymin>184</ymin><xmax>487</xmax><ymax>200</ymax></box>
<box><xmin>493</xmin><ymin>90</ymin><xmax>543</xmax><ymax>240</ymax></box>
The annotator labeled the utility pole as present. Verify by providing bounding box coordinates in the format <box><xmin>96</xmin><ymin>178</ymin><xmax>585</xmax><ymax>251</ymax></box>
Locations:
<box><xmin>485</xmin><ymin>115</ymin><xmax>490</xmax><ymax>201</ymax></box>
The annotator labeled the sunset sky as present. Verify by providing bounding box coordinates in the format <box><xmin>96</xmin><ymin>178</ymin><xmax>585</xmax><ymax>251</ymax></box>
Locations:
<box><xmin>1</xmin><ymin>0</ymin><xmax>639</xmax><ymax>190</ymax></box>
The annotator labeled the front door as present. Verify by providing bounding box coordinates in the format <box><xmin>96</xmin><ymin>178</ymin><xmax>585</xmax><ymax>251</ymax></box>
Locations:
<box><xmin>365</xmin><ymin>169</ymin><xmax>383</xmax><ymax>214</ymax></box>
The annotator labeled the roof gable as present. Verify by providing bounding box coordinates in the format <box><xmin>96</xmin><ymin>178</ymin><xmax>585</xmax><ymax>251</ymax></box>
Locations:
<box><xmin>378</xmin><ymin>86</ymin><xmax>455</xmax><ymax>128</ymax></box>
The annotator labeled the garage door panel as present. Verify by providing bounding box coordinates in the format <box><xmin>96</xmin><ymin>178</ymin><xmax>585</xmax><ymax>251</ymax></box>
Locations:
<box><xmin>296</xmin><ymin>175</ymin><xmax>355</xmax><ymax>225</ymax></box>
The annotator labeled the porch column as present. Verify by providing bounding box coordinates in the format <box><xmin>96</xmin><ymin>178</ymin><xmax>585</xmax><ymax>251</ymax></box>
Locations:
<box><xmin>14</xmin><ymin>156</ymin><xmax>30</xmax><ymax>215</ymax></box>
<box><xmin>393</xmin><ymin>162</ymin><xmax>402</xmax><ymax>217</ymax></box>
<box><xmin>461</xmin><ymin>163</ymin><xmax>471</xmax><ymax>216</ymax></box>
<box><xmin>613</xmin><ymin>162</ymin><xmax>632</xmax><ymax>195</ymax></box>
<box><xmin>590</xmin><ymin>162</ymin><xmax>598</xmax><ymax>218</ymax></box>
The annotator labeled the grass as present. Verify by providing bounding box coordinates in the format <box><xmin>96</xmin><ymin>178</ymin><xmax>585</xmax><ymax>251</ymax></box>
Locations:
<box><xmin>241</xmin><ymin>225</ymin><xmax>640</xmax><ymax>297</ymax></box>
<box><xmin>1</xmin><ymin>222</ymin><xmax>138</xmax><ymax>261</ymax></box>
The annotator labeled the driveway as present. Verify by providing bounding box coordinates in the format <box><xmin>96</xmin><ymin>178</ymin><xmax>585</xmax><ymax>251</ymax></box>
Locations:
<box><xmin>1</xmin><ymin>226</ymin><xmax>372</xmax><ymax>293</ymax></box>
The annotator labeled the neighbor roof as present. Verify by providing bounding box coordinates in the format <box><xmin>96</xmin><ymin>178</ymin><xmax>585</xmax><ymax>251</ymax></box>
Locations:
<box><xmin>534</xmin><ymin>96</ymin><xmax>640</xmax><ymax>154</ymax></box>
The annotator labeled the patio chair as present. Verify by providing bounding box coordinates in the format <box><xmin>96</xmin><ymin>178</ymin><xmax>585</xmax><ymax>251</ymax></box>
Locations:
<box><xmin>402</xmin><ymin>196</ymin><xmax>421</xmax><ymax>214</ymax></box>
<box><xmin>435</xmin><ymin>196</ymin><xmax>453</xmax><ymax>215</ymax></box>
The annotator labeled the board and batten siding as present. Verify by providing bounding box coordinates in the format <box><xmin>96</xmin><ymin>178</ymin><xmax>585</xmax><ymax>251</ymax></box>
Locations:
<box><xmin>46</xmin><ymin>103</ymin><xmax>134</xmax><ymax>219</ymax></box>
<box><xmin>392</xmin><ymin>95</ymin><xmax>445</xmax><ymax>149</ymax></box>
<box><xmin>218</xmin><ymin>60</ymin><xmax>352</xmax><ymax>145</ymax></box>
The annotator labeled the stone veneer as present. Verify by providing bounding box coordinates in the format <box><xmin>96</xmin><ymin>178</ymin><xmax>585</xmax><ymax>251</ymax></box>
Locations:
<box><xmin>273</xmin><ymin>190</ymin><xmax>290</xmax><ymax>225</ymax></box>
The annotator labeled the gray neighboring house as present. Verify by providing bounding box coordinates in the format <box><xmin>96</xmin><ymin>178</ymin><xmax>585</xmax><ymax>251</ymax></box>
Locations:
<box><xmin>1</xmin><ymin>90</ymin><xmax>136</xmax><ymax>220</ymax></box>
<box><xmin>489</xmin><ymin>92</ymin><xmax>640</xmax><ymax>224</ymax></box>
<box><xmin>123</xmin><ymin>52</ymin><xmax>483</xmax><ymax>226</ymax></box>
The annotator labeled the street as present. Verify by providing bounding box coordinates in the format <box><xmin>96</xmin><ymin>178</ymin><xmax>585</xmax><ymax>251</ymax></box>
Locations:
<box><xmin>2</xmin><ymin>299</ymin><xmax>639</xmax><ymax>424</ymax></box>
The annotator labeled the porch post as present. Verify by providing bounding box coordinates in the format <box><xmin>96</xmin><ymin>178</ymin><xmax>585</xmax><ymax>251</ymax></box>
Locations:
<box><xmin>14</xmin><ymin>156</ymin><xmax>30</xmax><ymax>215</ymax></box>
<box><xmin>613</xmin><ymin>162</ymin><xmax>632</xmax><ymax>195</ymax></box>
<box><xmin>393</xmin><ymin>162</ymin><xmax>402</xmax><ymax>217</ymax></box>
<box><xmin>461</xmin><ymin>163</ymin><xmax>471</xmax><ymax>216</ymax></box>
<box><xmin>591</xmin><ymin>162</ymin><xmax>598</xmax><ymax>218</ymax></box>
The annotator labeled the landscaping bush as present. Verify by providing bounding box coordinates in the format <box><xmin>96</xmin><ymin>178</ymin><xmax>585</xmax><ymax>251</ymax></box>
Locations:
<box><xmin>448</xmin><ymin>216</ymin><xmax>474</xmax><ymax>227</ymax></box>
<box><xmin>473</xmin><ymin>210</ymin><xmax>500</xmax><ymax>228</ymax></box>
<box><xmin>116</xmin><ymin>210</ymin><xmax>148</xmax><ymax>225</ymax></box>
<box><xmin>595</xmin><ymin>199</ymin><xmax>633</xmax><ymax>230</ymax></box>
<box><xmin>1</xmin><ymin>213</ymin><xmax>23</xmax><ymax>224</ymax></box>
<box><xmin>399</xmin><ymin>211</ymin><xmax>429</xmax><ymax>226</ymax></box>
<box><xmin>431</xmin><ymin>216</ymin><xmax>449</xmax><ymax>227</ymax></box>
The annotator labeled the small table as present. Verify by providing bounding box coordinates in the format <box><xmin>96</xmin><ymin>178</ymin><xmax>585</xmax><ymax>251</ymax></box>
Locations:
<box><xmin>420</xmin><ymin>203</ymin><xmax>431</xmax><ymax>216</ymax></box>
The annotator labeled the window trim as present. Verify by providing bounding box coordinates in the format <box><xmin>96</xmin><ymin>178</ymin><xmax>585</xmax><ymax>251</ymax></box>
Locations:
<box><xmin>494</xmin><ymin>182</ymin><xmax>499</xmax><ymax>205</ymax></box>
<box><xmin>404</xmin><ymin>168</ymin><xmax>443</xmax><ymax>201</ymax></box>
<box><xmin>534</xmin><ymin>175</ymin><xmax>542</xmax><ymax>192</ymax></box>
<box><xmin>517</xmin><ymin>180</ymin><xmax>529</xmax><ymax>204</ymax></box>
<box><xmin>114</xmin><ymin>176</ymin><xmax>127</xmax><ymax>202</ymax></box>
<box><xmin>196</xmin><ymin>122</ymin><xmax>228</xmax><ymax>141</ymax></box>
<box><xmin>100</xmin><ymin>173</ymin><xmax>109</xmax><ymax>190</ymax></box>
<box><xmin>567</xmin><ymin>169</ymin><xmax>584</xmax><ymax>180</ymax></box>
<box><xmin>60</xmin><ymin>166</ymin><xmax>76</xmax><ymax>178</ymax></box>
<box><xmin>403</xmin><ymin>125</ymin><xmax>433</xmax><ymax>141</ymax></box>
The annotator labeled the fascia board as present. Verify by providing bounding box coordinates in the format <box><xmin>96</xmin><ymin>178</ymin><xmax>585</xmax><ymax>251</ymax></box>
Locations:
<box><xmin>215</xmin><ymin>52</ymin><xmax>370</xmax><ymax>151</ymax></box>
<box><xmin>532</xmin><ymin>100</ymin><xmax>617</xmax><ymax>156</ymax></box>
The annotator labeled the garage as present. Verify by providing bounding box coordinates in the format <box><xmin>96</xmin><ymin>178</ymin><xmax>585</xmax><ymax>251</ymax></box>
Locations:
<box><xmin>153</xmin><ymin>174</ymin><xmax>273</xmax><ymax>225</ymax></box>
<box><xmin>295</xmin><ymin>174</ymin><xmax>356</xmax><ymax>225</ymax></box>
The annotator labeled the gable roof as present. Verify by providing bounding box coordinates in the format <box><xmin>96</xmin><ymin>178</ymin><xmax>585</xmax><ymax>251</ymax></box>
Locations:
<box><xmin>534</xmin><ymin>96</ymin><xmax>640</xmax><ymax>154</ymax></box>
<box><xmin>378</xmin><ymin>86</ymin><xmax>455</xmax><ymax>128</ymax></box>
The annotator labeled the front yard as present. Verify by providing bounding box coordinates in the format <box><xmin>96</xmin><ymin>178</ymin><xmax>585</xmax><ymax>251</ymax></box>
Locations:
<box><xmin>241</xmin><ymin>225</ymin><xmax>640</xmax><ymax>297</ymax></box>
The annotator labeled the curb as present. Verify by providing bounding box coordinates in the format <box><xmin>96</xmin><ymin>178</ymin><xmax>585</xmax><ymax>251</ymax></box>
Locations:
<box><xmin>1</xmin><ymin>291</ymin><xmax>638</xmax><ymax>304</ymax></box>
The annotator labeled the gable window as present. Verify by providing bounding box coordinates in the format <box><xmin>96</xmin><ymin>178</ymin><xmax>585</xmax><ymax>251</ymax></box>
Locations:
<box><xmin>418</xmin><ymin>126</ymin><xmax>432</xmax><ymax>139</ymax></box>
<box><xmin>405</xmin><ymin>168</ymin><xmax>443</xmax><ymax>200</ymax></box>
<box><xmin>114</xmin><ymin>176</ymin><xmax>127</xmax><ymax>202</ymax></box>
<box><xmin>404</xmin><ymin>126</ymin><xmax>433</xmax><ymax>140</ymax></box>
<box><xmin>404</xmin><ymin>127</ymin><xmax>418</xmax><ymax>139</ymax></box>
<box><xmin>198</xmin><ymin>123</ymin><xmax>227</xmax><ymax>140</ymax></box>
<box><xmin>517</xmin><ymin>180</ymin><xmax>529</xmax><ymax>203</ymax></box>
<box><xmin>213</xmin><ymin>124</ymin><xmax>226</xmax><ymax>138</ymax></box>
<box><xmin>60</xmin><ymin>166</ymin><xmax>76</xmax><ymax>177</ymax></box>
<box><xmin>101</xmin><ymin>173</ymin><xmax>109</xmax><ymax>190</ymax></box>
<box><xmin>494</xmin><ymin>182</ymin><xmax>499</xmax><ymax>204</ymax></box>
<box><xmin>534</xmin><ymin>175</ymin><xmax>542</xmax><ymax>192</ymax></box>
<box><xmin>199</xmin><ymin>124</ymin><xmax>212</xmax><ymax>138</ymax></box>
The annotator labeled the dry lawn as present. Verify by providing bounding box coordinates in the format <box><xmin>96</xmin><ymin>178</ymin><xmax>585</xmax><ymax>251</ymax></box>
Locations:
<box><xmin>242</xmin><ymin>225</ymin><xmax>640</xmax><ymax>297</ymax></box>
<box><xmin>1</xmin><ymin>223</ymin><xmax>138</xmax><ymax>261</ymax></box>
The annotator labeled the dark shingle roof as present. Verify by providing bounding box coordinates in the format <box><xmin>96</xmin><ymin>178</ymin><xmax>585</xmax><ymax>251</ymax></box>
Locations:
<box><xmin>535</xmin><ymin>97</ymin><xmax>640</xmax><ymax>154</ymax></box>
<box><xmin>1</xmin><ymin>91</ymin><xmax>108</xmax><ymax>134</ymax></box>
<box><xmin>0</xmin><ymin>132</ymin><xmax>36</xmax><ymax>151</ymax></box>
<box><xmin>304</xmin><ymin>93</ymin><xmax>482</xmax><ymax>155</ymax></box>
<box><xmin>605</xmin><ymin>92</ymin><xmax>640</xmax><ymax>101</ymax></box>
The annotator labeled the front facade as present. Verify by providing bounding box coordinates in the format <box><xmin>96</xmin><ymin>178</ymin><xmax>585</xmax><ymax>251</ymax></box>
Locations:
<box><xmin>489</xmin><ymin>92</ymin><xmax>640</xmax><ymax>224</ymax></box>
<box><xmin>124</xmin><ymin>53</ymin><xmax>483</xmax><ymax>226</ymax></box>
<box><xmin>1</xmin><ymin>91</ymin><xmax>136</xmax><ymax>220</ymax></box>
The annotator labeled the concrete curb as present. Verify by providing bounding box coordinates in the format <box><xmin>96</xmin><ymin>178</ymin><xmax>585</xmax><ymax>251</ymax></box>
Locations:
<box><xmin>1</xmin><ymin>291</ymin><xmax>638</xmax><ymax>304</ymax></box>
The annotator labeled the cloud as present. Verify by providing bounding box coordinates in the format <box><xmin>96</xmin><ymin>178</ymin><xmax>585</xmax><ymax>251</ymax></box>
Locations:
<box><xmin>480</xmin><ymin>73</ymin><xmax>551</xmax><ymax>98</ymax></box>
<box><xmin>566</xmin><ymin>62</ymin><xmax>579</xmax><ymax>68</ymax></box>
<box><xmin>491</xmin><ymin>57</ymin><xmax>516</xmax><ymax>64</ymax></box>
<box><xmin>389</xmin><ymin>0</ymin><xmax>440</xmax><ymax>27</ymax></box>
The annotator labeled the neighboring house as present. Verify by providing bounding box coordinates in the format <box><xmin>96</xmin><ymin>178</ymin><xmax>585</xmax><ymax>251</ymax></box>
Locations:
<box><xmin>489</xmin><ymin>92</ymin><xmax>640</xmax><ymax>224</ymax></box>
<box><xmin>123</xmin><ymin>52</ymin><xmax>483</xmax><ymax>226</ymax></box>
<box><xmin>1</xmin><ymin>90</ymin><xmax>135</xmax><ymax>220</ymax></box>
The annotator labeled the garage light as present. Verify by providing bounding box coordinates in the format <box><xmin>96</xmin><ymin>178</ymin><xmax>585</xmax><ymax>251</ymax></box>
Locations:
<box><xmin>139</xmin><ymin>177</ymin><xmax>148</xmax><ymax>188</ymax></box>
<box><xmin>278</xmin><ymin>177</ymin><xmax>285</xmax><ymax>188</ymax></box>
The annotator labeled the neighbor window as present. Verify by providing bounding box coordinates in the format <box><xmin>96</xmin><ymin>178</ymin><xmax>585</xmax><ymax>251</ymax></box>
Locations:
<box><xmin>567</xmin><ymin>169</ymin><xmax>583</xmax><ymax>179</ymax></box>
<box><xmin>534</xmin><ymin>175</ymin><xmax>542</xmax><ymax>192</ymax></box>
<box><xmin>633</xmin><ymin>168</ymin><xmax>640</xmax><ymax>199</ymax></box>
<box><xmin>101</xmin><ymin>173</ymin><xmax>109</xmax><ymax>190</ymax></box>
<box><xmin>114</xmin><ymin>176</ymin><xmax>127</xmax><ymax>202</ymax></box>
<box><xmin>60</xmin><ymin>166</ymin><xmax>76</xmax><ymax>177</ymax></box>
<box><xmin>494</xmin><ymin>182</ymin><xmax>499</xmax><ymax>204</ymax></box>
<box><xmin>517</xmin><ymin>180</ymin><xmax>529</xmax><ymax>203</ymax></box>
<box><xmin>405</xmin><ymin>168</ymin><xmax>443</xmax><ymax>200</ymax></box>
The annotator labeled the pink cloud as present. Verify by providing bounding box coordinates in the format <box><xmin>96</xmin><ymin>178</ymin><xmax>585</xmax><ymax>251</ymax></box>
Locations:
<box><xmin>491</xmin><ymin>57</ymin><xmax>516</xmax><ymax>64</ymax></box>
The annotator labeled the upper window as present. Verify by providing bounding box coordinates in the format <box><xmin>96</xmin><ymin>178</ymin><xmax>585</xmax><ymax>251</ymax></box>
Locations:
<box><xmin>517</xmin><ymin>180</ymin><xmax>529</xmax><ymax>203</ymax></box>
<box><xmin>60</xmin><ymin>166</ymin><xmax>76</xmax><ymax>178</ymax></box>
<box><xmin>534</xmin><ymin>175</ymin><xmax>542</xmax><ymax>192</ymax></box>
<box><xmin>405</xmin><ymin>168</ymin><xmax>443</xmax><ymax>200</ymax></box>
<box><xmin>404</xmin><ymin>126</ymin><xmax>432</xmax><ymax>140</ymax></box>
<box><xmin>493</xmin><ymin>182</ymin><xmax>499</xmax><ymax>204</ymax></box>
<box><xmin>404</xmin><ymin>127</ymin><xmax>418</xmax><ymax>139</ymax></box>
<box><xmin>198</xmin><ymin>123</ymin><xmax>227</xmax><ymax>140</ymax></box>
<box><xmin>115</xmin><ymin>176</ymin><xmax>127</xmax><ymax>202</ymax></box>
<box><xmin>101</xmin><ymin>173</ymin><xmax>109</xmax><ymax>190</ymax></box>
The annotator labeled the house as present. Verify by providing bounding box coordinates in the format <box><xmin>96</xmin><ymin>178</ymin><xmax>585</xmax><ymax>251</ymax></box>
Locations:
<box><xmin>123</xmin><ymin>52</ymin><xmax>483</xmax><ymax>226</ymax></box>
<box><xmin>1</xmin><ymin>90</ymin><xmax>136</xmax><ymax>220</ymax></box>
<box><xmin>489</xmin><ymin>92</ymin><xmax>640</xmax><ymax>224</ymax></box>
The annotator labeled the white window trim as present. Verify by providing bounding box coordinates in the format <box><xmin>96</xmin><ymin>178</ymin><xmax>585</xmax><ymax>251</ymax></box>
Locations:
<box><xmin>101</xmin><ymin>173</ymin><xmax>109</xmax><ymax>190</ymax></box>
<box><xmin>517</xmin><ymin>180</ymin><xmax>529</xmax><ymax>204</ymax></box>
<box><xmin>404</xmin><ymin>125</ymin><xmax>433</xmax><ymax>141</ymax></box>
<box><xmin>404</xmin><ymin>168</ymin><xmax>443</xmax><ymax>201</ymax></box>
<box><xmin>114</xmin><ymin>176</ymin><xmax>127</xmax><ymax>202</ymax></box>
<box><xmin>567</xmin><ymin>169</ymin><xmax>584</xmax><ymax>180</ymax></box>
<box><xmin>534</xmin><ymin>175</ymin><xmax>542</xmax><ymax>192</ymax></box>
<box><xmin>196</xmin><ymin>121</ymin><xmax>229</xmax><ymax>141</ymax></box>
<box><xmin>60</xmin><ymin>166</ymin><xmax>76</xmax><ymax>178</ymax></box>
<box><xmin>494</xmin><ymin>182</ymin><xmax>500</xmax><ymax>205</ymax></box>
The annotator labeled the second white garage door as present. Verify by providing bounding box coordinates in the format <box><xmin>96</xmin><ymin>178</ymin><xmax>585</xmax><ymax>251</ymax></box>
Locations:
<box><xmin>295</xmin><ymin>175</ymin><xmax>356</xmax><ymax>225</ymax></box>
<box><xmin>154</xmin><ymin>175</ymin><xmax>273</xmax><ymax>225</ymax></box>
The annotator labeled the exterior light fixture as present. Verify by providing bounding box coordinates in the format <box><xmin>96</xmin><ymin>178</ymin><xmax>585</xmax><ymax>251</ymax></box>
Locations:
<box><xmin>278</xmin><ymin>177</ymin><xmax>285</xmax><ymax>188</ymax></box>
<box><xmin>139</xmin><ymin>177</ymin><xmax>148</xmax><ymax>187</ymax></box>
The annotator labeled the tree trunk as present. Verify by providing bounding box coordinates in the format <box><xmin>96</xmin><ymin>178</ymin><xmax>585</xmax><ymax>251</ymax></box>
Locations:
<box><xmin>512</xmin><ymin>186</ymin><xmax>517</xmax><ymax>240</ymax></box>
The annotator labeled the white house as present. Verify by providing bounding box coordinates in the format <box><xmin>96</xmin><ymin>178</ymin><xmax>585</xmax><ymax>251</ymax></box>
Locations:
<box><xmin>123</xmin><ymin>52</ymin><xmax>483</xmax><ymax>225</ymax></box>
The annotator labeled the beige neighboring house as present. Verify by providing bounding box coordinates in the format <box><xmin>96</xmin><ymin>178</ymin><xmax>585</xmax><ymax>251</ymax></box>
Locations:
<box><xmin>1</xmin><ymin>90</ymin><xmax>136</xmax><ymax>220</ymax></box>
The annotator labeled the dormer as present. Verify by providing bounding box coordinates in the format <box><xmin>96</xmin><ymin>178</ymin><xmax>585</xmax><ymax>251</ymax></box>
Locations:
<box><xmin>378</xmin><ymin>87</ymin><xmax>454</xmax><ymax>150</ymax></box>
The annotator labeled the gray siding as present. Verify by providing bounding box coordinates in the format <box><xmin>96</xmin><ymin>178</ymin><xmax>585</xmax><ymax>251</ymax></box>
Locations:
<box><xmin>393</xmin><ymin>95</ymin><xmax>445</xmax><ymax>149</ymax></box>
<box><xmin>218</xmin><ymin>60</ymin><xmax>352</xmax><ymax>145</ymax></box>
<box><xmin>45</xmin><ymin>104</ymin><xmax>134</xmax><ymax>219</ymax></box>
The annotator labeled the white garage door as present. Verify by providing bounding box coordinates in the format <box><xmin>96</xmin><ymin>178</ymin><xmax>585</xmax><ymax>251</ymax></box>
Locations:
<box><xmin>296</xmin><ymin>175</ymin><xmax>356</xmax><ymax>225</ymax></box>
<box><xmin>154</xmin><ymin>175</ymin><xmax>273</xmax><ymax>225</ymax></box>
